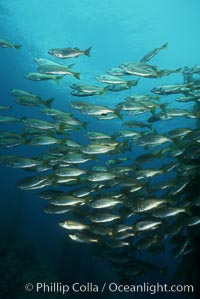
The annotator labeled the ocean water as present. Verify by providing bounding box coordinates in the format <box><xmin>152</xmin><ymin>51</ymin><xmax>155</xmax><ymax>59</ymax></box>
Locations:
<box><xmin>0</xmin><ymin>1</ymin><xmax>200</xmax><ymax>299</ymax></box>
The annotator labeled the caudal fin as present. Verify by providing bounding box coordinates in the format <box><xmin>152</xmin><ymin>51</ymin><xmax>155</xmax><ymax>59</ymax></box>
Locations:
<box><xmin>175</xmin><ymin>67</ymin><xmax>182</xmax><ymax>73</ymax></box>
<box><xmin>54</xmin><ymin>75</ymin><xmax>64</xmax><ymax>85</ymax></box>
<box><xmin>14</xmin><ymin>45</ymin><xmax>22</xmax><ymax>50</ymax></box>
<box><xmin>73</xmin><ymin>72</ymin><xmax>81</xmax><ymax>80</ymax></box>
<box><xmin>45</xmin><ymin>98</ymin><xmax>55</xmax><ymax>108</ymax></box>
<box><xmin>114</xmin><ymin>107</ymin><xmax>123</xmax><ymax>120</ymax></box>
<box><xmin>84</xmin><ymin>46</ymin><xmax>92</xmax><ymax>57</ymax></box>
<box><xmin>99</xmin><ymin>86</ymin><xmax>109</xmax><ymax>96</ymax></box>
<box><xmin>68</xmin><ymin>63</ymin><xmax>75</xmax><ymax>69</ymax></box>
<box><xmin>162</xmin><ymin>42</ymin><xmax>168</xmax><ymax>49</ymax></box>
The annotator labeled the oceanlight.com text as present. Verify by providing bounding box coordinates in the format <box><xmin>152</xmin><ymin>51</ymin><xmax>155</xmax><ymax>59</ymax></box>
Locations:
<box><xmin>24</xmin><ymin>282</ymin><xmax>194</xmax><ymax>295</ymax></box>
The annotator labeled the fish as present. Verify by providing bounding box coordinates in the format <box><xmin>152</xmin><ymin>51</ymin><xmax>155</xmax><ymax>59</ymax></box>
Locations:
<box><xmin>25</xmin><ymin>73</ymin><xmax>64</xmax><ymax>84</ymax></box>
<box><xmin>21</xmin><ymin>117</ymin><xmax>59</xmax><ymax>130</ymax></box>
<box><xmin>59</xmin><ymin>220</ymin><xmax>89</xmax><ymax>230</ymax></box>
<box><xmin>62</xmin><ymin>153</ymin><xmax>94</xmax><ymax>164</ymax></box>
<box><xmin>0</xmin><ymin>137</ymin><xmax>25</xmax><ymax>148</ymax></box>
<box><xmin>55</xmin><ymin>167</ymin><xmax>85</xmax><ymax>177</ymax></box>
<box><xmin>0</xmin><ymin>116</ymin><xmax>20</xmax><ymax>124</ymax></box>
<box><xmin>1</xmin><ymin>39</ymin><xmax>200</xmax><ymax>284</ymax></box>
<box><xmin>151</xmin><ymin>83</ymin><xmax>193</xmax><ymax>95</ymax></box>
<box><xmin>48</xmin><ymin>46</ymin><xmax>92</xmax><ymax>59</ymax></box>
<box><xmin>158</xmin><ymin>68</ymin><xmax>182</xmax><ymax>77</ymax></box>
<box><xmin>81</xmin><ymin>144</ymin><xmax>116</xmax><ymax>154</ymax></box>
<box><xmin>87</xmin><ymin>171</ymin><xmax>117</xmax><ymax>182</ymax></box>
<box><xmin>125</xmin><ymin>94</ymin><xmax>160</xmax><ymax>102</ymax></box>
<box><xmin>86</xmin><ymin>197</ymin><xmax>123</xmax><ymax>209</ymax></box>
<box><xmin>122</xmin><ymin>120</ymin><xmax>152</xmax><ymax>129</ymax></box>
<box><xmin>15</xmin><ymin>96</ymin><xmax>54</xmax><ymax>108</ymax></box>
<box><xmin>38</xmin><ymin>64</ymin><xmax>81</xmax><ymax>79</ymax></box>
<box><xmin>17</xmin><ymin>175</ymin><xmax>51</xmax><ymax>190</ymax></box>
<box><xmin>87</xmin><ymin>213</ymin><xmax>120</xmax><ymax>223</ymax></box>
<box><xmin>140</xmin><ymin>42</ymin><xmax>168</xmax><ymax>62</ymax></box>
<box><xmin>43</xmin><ymin>204</ymin><xmax>72</xmax><ymax>215</ymax></box>
<box><xmin>86</xmin><ymin>131</ymin><xmax>112</xmax><ymax>140</ymax></box>
<box><xmin>134</xmin><ymin>220</ymin><xmax>162</xmax><ymax>231</ymax></box>
<box><xmin>152</xmin><ymin>207</ymin><xmax>188</xmax><ymax>218</ymax></box>
<box><xmin>34</xmin><ymin>57</ymin><xmax>69</xmax><ymax>66</ymax></box>
<box><xmin>182</xmin><ymin>65</ymin><xmax>200</xmax><ymax>74</ymax></box>
<box><xmin>96</xmin><ymin>74</ymin><xmax>134</xmax><ymax>88</ymax></box>
<box><xmin>0</xmin><ymin>105</ymin><xmax>12</xmax><ymax>111</ymax></box>
<box><xmin>0</xmin><ymin>38</ymin><xmax>22</xmax><ymax>49</ymax></box>
<box><xmin>127</xmin><ymin>199</ymin><xmax>168</xmax><ymax>213</ymax></box>
<box><xmin>10</xmin><ymin>89</ymin><xmax>55</xmax><ymax>108</ymax></box>
<box><xmin>68</xmin><ymin>232</ymin><xmax>98</xmax><ymax>244</ymax></box>
<box><xmin>107</xmin><ymin>79</ymin><xmax>139</xmax><ymax>92</ymax></box>
<box><xmin>120</xmin><ymin>64</ymin><xmax>160</xmax><ymax>78</ymax></box>
<box><xmin>78</xmin><ymin>104</ymin><xmax>122</xmax><ymax>119</ymax></box>
<box><xmin>106</xmin><ymin>67</ymin><xmax>131</xmax><ymax>76</ymax></box>
<box><xmin>138</xmin><ymin>134</ymin><xmax>172</xmax><ymax>146</ymax></box>
<box><xmin>70</xmin><ymin>83</ymin><xmax>108</xmax><ymax>96</ymax></box>
<box><xmin>49</xmin><ymin>195</ymin><xmax>85</xmax><ymax>206</ymax></box>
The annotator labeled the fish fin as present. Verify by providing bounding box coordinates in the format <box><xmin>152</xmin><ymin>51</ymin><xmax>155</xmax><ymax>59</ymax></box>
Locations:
<box><xmin>82</xmin><ymin>121</ymin><xmax>89</xmax><ymax>129</ymax></box>
<box><xmin>130</xmin><ymin>79</ymin><xmax>140</xmax><ymax>87</ymax></box>
<box><xmin>14</xmin><ymin>44</ymin><xmax>22</xmax><ymax>50</ymax></box>
<box><xmin>153</xmin><ymin>96</ymin><xmax>160</xmax><ymax>101</ymax></box>
<box><xmin>84</xmin><ymin>46</ymin><xmax>92</xmax><ymax>57</ymax></box>
<box><xmin>99</xmin><ymin>86</ymin><xmax>109</xmax><ymax>95</ymax></box>
<box><xmin>21</xmin><ymin>116</ymin><xmax>28</xmax><ymax>122</ymax></box>
<box><xmin>150</xmin><ymin>65</ymin><xmax>159</xmax><ymax>72</ymax></box>
<box><xmin>154</xmin><ymin>149</ymin><xmax>164</xmax><ymax>160</ymax></box>
<box><xmin>54</xmin><ymin>75</ymin><xmax>64</xmax><ymax>85</ymax></box>
<box><xmin>73</xmin><ymin>72</ymin><xmax>81</xmax><ymax>80</ymax></box>
<box><xmin>175</xmin><ymin>67</ymin><xmax>182</xmax><ymax>73</ymax></box>
<box><xmin>45</xmin><ymin>98</ymin><xmax>54</xmax><ymax>108</ymax></box>
<box><xmin>68</xmin><ymin>63</ymin><xmax>75</xmax><ymax>69</ymax></box>
<box><xmin>127</xmin><ymin>81</ymin><xmax>134</xmax><ymax>89</ymax></box>
<box><xmin>150</xmin><ymin>107</ymin><xmax>156</xmax><ymax>115</ymax></box>
<box><xmin>160</xmin><ymin>103</ymin><xmax>168</xmax><ymax>113</ymax></box>
<box><xmin>185</xmin><ymin>207</ymin><xmax>192</xmax><ymax>216</ymax></box>
<box><xmin>157</xmin><ymin>70</ymin><xmax>165</xmax><ymax>77</ymax></box>
<box><xmin>122</xmin><ymin>139</ymin><xmax>132</xmax><ymax>152</ymax></box>
<box><xmin>54</xmin><ymin>77</ymin><xmax>60</xmax><ymax>85</ymax></box>
<box><xmin>114</xmin><ymin>107</ymin><xmax>123</xmax><ymax>120</ymax></box>
<box><xmin>162</xmin><ymin>42</ymin><xmax>168</xmax><ymax>49</ymax></box>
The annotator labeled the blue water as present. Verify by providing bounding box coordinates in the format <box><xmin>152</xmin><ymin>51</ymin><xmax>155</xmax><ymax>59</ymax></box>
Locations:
<box><xmin>0</xmin><ymin>1</ymin><xmax>200</xmax><ymax>298</ymax></box>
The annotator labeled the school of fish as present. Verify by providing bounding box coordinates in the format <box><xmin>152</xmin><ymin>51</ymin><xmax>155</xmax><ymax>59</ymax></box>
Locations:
<box><xmin>1</xmin><ymin>38</ymin><xmax>200</xmax><ymax>281</ymax></box>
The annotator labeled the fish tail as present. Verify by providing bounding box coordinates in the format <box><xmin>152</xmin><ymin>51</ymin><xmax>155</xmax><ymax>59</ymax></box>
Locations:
<box><xmin>84</xmin><ymin>46</ymin><xmax>92</xmax><ymax>57</ymax></box>
<box><xmin>14</xmin><ymin>44</ymin><xmax>22</xmax><ymax>50</ymax></box>
<box><xmin>82</xmin><ymin>121</ymin><xmax>89</xmax><ymax>129</ymax></box>
<box><xmin>130</xmin><ymin>79</ymin><xmax>139</xmax><ymax>87</ymax></box>
<box><xmin>127</xmin><ymin>81</ymin><xmax>134</xmax><ymax>89</ymax></box>
<box><xmin>99</xmin><ymin>86</ymin><xmax>109</xmax><ymax>95</ymax></box>
<box><xmin>68</xmin><ymin>63</ymin><xmax>75</xmax><ymax>69</ymax></box>
<box><xmin>114</xmin><ymin>107</ymin><xmax>123</xmax><ymax>120</ymax></box>
<box><xmin>157</xmin><ymin>70</ymin><xmax>165</xmax><ymax>77</ymax></box>
<box><xmin>175</xmin><ymin>67</ymin><xmax>182</xmax><ymax>73</ymax></box>
<box><xmin>45</xmin><ymin>98</ymin><xmax>55</xmax><ymax>108</ymax></box>
<box><xmin>54</xmin><ymin>75</ymin><xmax>64</xmax><ymax>85</ymax></box>
<box><xmin>153</xmin><ymin>96</ymin><xmax>160</xmax><ymax>101</ymax></box>
<box><xmin>185</xmin><ymin>207</ymin><xmax>192</xmax><ymax>216</ymax></box>
<box><xmin>150</xmin><ymin>107</ymin><xmax>156</xmax><ymax>115</ymax></box>
<box><xmin>73</xmin><ymin>72</ymin><xmax>81</xmax><ymax>80</ymax></box>
<box><xmin>160</xmin><ymin>103</ymin><xmax>168</xmax><ymax>113</ymax></box>
<box><xmin>54</xmin><ymin>77</ymin><xmax>60</xmax><ymax>85</ymax></box>
<box><xmin>162</xmin><ymin>42</ymin><xmax>168</xmax><ymax>49</ymax></box>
